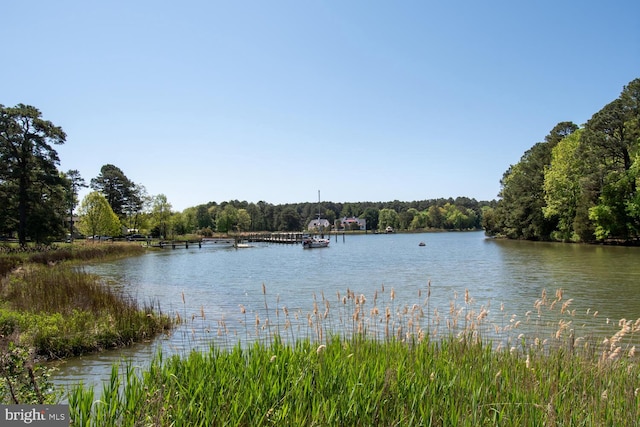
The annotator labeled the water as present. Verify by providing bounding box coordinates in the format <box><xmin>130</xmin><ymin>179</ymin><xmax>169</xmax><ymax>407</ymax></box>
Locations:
<box><xmin>52</xmin><ymin>231</ymin><xmax>640</xmax><ymax>392</ymax></box>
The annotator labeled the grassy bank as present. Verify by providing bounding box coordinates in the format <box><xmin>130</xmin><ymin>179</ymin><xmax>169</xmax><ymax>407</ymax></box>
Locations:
<box><xmin>0</xmin><ymin>264</ymin><xmax>172</xmax><ymax>358</ymax></box>
<box><xmin>68</xmin><ymin>286</ymin><xmax>640</xmax><ymax>426</ymax></box>
<box><xmin>0</xmin><ymin>242</ymin><xmax>172</xmax><ymax>404</ymax></box>
<box><xmin>69</xmin><ymin>333</ymin><xmax>639</xmax><ymax>426</ymax></box>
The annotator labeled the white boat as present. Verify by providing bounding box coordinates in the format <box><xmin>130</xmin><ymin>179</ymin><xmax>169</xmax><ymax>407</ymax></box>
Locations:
<box><xmin>303</xmin><ymin>191</ymin><xmax>330</xmax><ymax>249</ymax></box>
<box><xmin>302</xmin><ymin>235</ymin><xmax>330</xmax><ymax>249</ymax></box>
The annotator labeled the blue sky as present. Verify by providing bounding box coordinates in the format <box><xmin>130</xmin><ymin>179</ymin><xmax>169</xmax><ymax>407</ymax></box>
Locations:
<box><xmin>3</xmin><ymin>1</ymin><xmax>639</xmax><ymax>211</ymax></box>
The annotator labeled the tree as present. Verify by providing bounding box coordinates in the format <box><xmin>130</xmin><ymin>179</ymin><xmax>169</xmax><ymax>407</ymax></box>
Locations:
<box><xmin>122</xmin><ymin>183</ymin><xmax>147</xmax><ymax>232</ymax></box>
<box><xmin>237</xmin><ymin>209</ymin><xmax>251</xmax><ymax>232</ymax></box>
<box><xmin>277</xmin><ymin>208</ymin><xmax>301</xmax><ymax>231</ymax></box>
<box><xmin>579</xmin><ymin>80</ymin><xmax>640</xmax><ymax>241</ymax></box>
<box><xmin>151</xmin><ymin>194</ymin><xmax>172</xmax><ymax>239</ymax></box>
<box><xmin>194</xmin><ymin>205</ymin><xmax>214</xmax><ymax>230</ymax></box>
<box><xmin>216</xmin><ymin>205</ymin><xmax>237</xmax><ymax>233</ymax></box>
<box><xmin>543</xmin><ymin>130</ymin><xmax>584</xmax><ymax>241</ymax></box>
<box><xmin>0</xmin><ymin>104</ymin><xmax>66</xmax><ymax>244</ymax></box>
<box><xmin>62</xmin><ymin>169</ymin><xmax>87</xmax><ymax>241</ymax></box>
<box><xmin>77</xmin><ymin>192</ymin><xmax>121</xmax><ymax>239</ymax></box>
<box><xmin>361</xmin><ymin>207</ymin><xmax>379</xmax><ymax>231</ymax></box>
<box><xmin>90</xmin><ymin>164</ymin><xmax>135</xmax><ymax>217</ymax></box>
<box><xmin>378</xmin><ymin>208</ymin><xmax>399</xmax><ymax>231</ymax></box>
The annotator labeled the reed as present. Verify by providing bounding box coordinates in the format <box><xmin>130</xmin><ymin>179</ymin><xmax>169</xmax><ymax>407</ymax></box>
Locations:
<box><xmin>68</xmin><ymin>286</ymin><xmax>640</xmax><ymax>425</ymax></box>
<box><xmin>0</xmin><ymin>264</ymin><xmax>172</xmax><ymax>359</ymax></box>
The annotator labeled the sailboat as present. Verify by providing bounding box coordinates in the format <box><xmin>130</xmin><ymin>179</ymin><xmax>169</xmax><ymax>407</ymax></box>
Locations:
<box><xmin>303</xmin><ymin>191</ymin><xmax>330</xmax><ymax>249</ymax></box>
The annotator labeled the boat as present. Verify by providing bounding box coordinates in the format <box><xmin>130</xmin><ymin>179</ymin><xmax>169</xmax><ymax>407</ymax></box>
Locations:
<box><xmin>385</xmin><ymin>226</ymin><xmax>394</xmax><ymax>233</ymax></box>
<box><xmin>302</xmin><ymin>234</ymin><xmax>330</xmax><ymax>249</ymax></box>
<box><xmin>419</xmin><ymin>241</ymin><xmax>426</xmax><ymax>246</ymax></box>
<box><xmin>303</xmin><ymin>191</ymin><xmax>330</xmax><ymax>249</ymax></box>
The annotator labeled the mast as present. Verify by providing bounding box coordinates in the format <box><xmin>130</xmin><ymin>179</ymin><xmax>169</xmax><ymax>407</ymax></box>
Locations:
<box><xmin>318</xmin><ymin>190</ymin><xmax>323</xmax><ymax>236</ymax></box>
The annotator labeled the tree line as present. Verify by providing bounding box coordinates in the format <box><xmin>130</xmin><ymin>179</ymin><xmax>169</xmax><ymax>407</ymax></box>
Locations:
<box><xmin>0</xmin><ymin>103</ymin><xmax>492</xmax><ymax>243</ymax></box>
<box><xmin>483</xmin><ymin>78</ymin><xmax>640</xmax><ymax>244</ymax></box>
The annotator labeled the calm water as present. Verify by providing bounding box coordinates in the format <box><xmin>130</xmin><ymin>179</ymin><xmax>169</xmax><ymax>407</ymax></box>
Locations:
<box><xmin>53</xmin><ymin>231</ymin><xmax>640</xmax><ymax>392</ymax></box>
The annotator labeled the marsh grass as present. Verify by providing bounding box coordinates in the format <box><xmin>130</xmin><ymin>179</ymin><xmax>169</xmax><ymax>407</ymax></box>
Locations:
<box><xmin>69</xmin><ymin>285</ymin><xmax>640</xmax><ymax>426</ymax></box>
<box><xmin>0</xmin><ymin>264</ymin><xmax>172</xmax><ymax>359</ymax></box>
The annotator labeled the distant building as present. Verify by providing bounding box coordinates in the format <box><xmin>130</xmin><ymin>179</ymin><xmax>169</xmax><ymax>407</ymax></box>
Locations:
<box><xmin>339</xmin><ymin>217</ymin><xmax>366</xmax><ymax>231</ymax></box>
<box><xmin>308</xmin><ymin>218</ymin><xmax>331</xmax><ymax>231</ymax></box>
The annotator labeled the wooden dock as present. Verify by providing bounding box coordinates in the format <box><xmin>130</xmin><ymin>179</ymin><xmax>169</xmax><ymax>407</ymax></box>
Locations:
<box><xmin>146</xmin><ymin>232</ymin><xmax>341</xmax><ymax>249</ymax></box>
<box><xmin>245</xmin><ymin>233</ymin><xmax>305</xmax><ymax>244</ymax></box>
<box><xmin>148</xmin><ymin>240</ymin><xmax>203</xmax><ymax>249</ymax></box>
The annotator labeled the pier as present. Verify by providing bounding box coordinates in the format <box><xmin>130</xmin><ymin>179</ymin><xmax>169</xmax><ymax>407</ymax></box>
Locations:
<box><xmin>245</xmin><ymin>232</ymin><xmax>305</xmax><ymax>244</ymax></box>
<box><xmin>148</xmin><ymin>240</ymin><xmax>203</xmax><ymax>249</ymax></box>
<box><xmin>145</xmin><ymin>232</ymin><xmax>341</xmax><ymax>248</ymax></box>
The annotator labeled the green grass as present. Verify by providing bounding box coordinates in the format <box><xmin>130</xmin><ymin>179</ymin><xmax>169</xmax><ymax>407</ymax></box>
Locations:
<box><xmin>0</xmin><ymin>242</ymin><xmax>171</xmax><ymax>361</ymax></box>
<box><xmin>0</xmin><ymin>264</ymin><xmax>172</xmax><ymax>358</ymax></box>
<box><xmin>67</xmin><ymin>285</ymin><xmax>640</xmax><ymax>426</ymax></box>
<box><xmin>68</xmin><ymin>334</ymin><xmax>640</xmax><ymax>426</ymax></box>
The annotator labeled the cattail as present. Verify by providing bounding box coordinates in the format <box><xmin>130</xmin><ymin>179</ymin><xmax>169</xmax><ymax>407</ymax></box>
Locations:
<box><xmin>181</xmin><ymin>292</ymin><xmax>185</xmax><ymax>305</ymax></box>
<box><xmin>608</xmin><ymin>346</ymin><xmax>622</xmax><ymax>361</ymax></box>
<box><xmin>465</xmin><ymin>289</ymin><xmax>470</xmax><ymax>305</ymax></box>
<box><xmin>262</xmin><ymin>283</ymin><xmax>266</xmax><ymax>295</ymax></box>
<box><xmin>555</xmin><ymin>289</ymin><xmax>563</xmax><ymax>301</ymax></box>
<box><xmin>239</xmin><ymin>305</ymin><xmax>246</xmax><ymax>314</ymax></box>
<box><xmin>525</xmin><ymin>354</ymin><xmax>530</xmax><ymax>369</ymax></box>
<box><xmin>560</xmin><ymin>299</ymin><xmax>573</xmax><ymax>314</ymax></box>
<box><xmin>270</xmin><ymin>355</ymin><xmax>277</xmax><ymax>363</ymax></box>
<box><xmin>390</xmin><ymin>288</ymin><xmax>395</xmax><ymax>301</ymax></box>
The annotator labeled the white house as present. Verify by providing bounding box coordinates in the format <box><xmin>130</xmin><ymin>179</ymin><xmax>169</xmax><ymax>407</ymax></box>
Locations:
<box><xmin>308</xmin><ymin>218</ymin><xmax>331</xmax><ymax>231</ymax></box>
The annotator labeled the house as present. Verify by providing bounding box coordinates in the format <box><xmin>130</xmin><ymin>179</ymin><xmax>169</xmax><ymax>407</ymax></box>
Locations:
<box><xmin>308</xmin><ymin>218</ymin><xmax>331</xmax><ymax>231</ymax></box>
<box><xmin>339</xmin><ymin>217</ymin><xmax>366</xmax><ymax>231</ymax></box>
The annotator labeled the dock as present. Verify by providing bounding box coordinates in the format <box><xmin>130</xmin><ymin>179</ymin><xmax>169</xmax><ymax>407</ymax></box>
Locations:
<box><xmin>245</xmin><ymin>233</ymin><xmax>305</xmax><ymax>244</ymax></box>
<box><xmin>145</xmin><ymin>232</ymin><xmax>339</xmax><ymax>249</ymax></box>
<box><xmin>147</xmin><ymin>240</ymin><xmax>203</xmax><ymax>249</ymax></box>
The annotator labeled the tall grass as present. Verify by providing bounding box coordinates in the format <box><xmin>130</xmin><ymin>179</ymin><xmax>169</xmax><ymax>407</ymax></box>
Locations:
<box><xmin>0</xmin><ymin>264</ymin><xmax>172</xmax><ymax>359</ymax></box>
<box><xmin>68</xmin><ymin>286</ymin><xmax>640</xmax><ymax>426</ymax></box>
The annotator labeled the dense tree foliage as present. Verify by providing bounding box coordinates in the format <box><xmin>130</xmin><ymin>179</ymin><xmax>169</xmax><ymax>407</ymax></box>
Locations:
<box><xmin>485</xmin><ymin>78</ymin><xmax>640</xmax><ymax>243</ymax></box>
<box><xmin>174</xmin><ymin>196</ymin><xmax>491</xmax><ymax>236</ymax></box>
<box><xmin>0</xmin><ymin>104</ymin><xmax>67</xmax><ymax>244</ymax></box>
<box><xmin>76</xmin><ymin>191</ymin><xmax>121</xmax><ymax>238</ymax></box>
